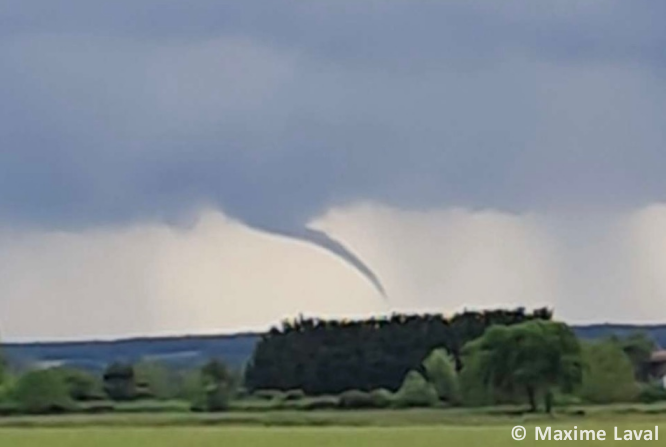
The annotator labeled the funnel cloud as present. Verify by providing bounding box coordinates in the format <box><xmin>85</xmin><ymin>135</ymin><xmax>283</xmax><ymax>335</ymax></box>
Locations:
<box><xmin>259</xmin><ymin>225</ymin><xmax>387</xmax><ymax>298</ymax></box>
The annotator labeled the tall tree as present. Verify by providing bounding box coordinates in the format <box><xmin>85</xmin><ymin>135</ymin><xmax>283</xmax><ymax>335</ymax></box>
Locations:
<box><xmin>618</xmin><ymin>332</ymin><xmax>655</xmax><ymax>382</ymax></box>
<box><xmin>422</xmin><ymin>348</ymin><xmax>459</xmax><ymax>403</ymax></box>
<box><xmin>134</xmin><ymin>361</ymin><xmax>174</xmax><ymax>400</ymax></box>
<box><xmin>0</xmin><ymin>350</ymin><xmax>5</xmax><ymax>387</ymax></box>
<box><xmin>103</xmin><ymin>362</ymin><xmax>137</xmax><ymax>401</ymax></box>
<box><xmin>579</xmin><ymin>339</ymin><xmax>638</xmax><ymax>404</ymax></box>
<box><xmin>0</xmin><ymin>349</ymin><xmax>6</xmax><ymax>399</ymax></box>
<box><xmin>463</xmin><ymin>320</ymin><xmax>582</xmax><ymax>413</ymax></box>
<box><xmin>199</xmin><ymin>359</ymin><xmax>236</xmax><ymax>412</ymax></box>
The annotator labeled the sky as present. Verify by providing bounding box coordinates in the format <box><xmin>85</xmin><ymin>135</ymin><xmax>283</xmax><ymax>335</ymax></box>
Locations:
<box><xmin>1</xmin><ymin>1</ymin><xmax>666</xmax><ymax>340</ymax></box>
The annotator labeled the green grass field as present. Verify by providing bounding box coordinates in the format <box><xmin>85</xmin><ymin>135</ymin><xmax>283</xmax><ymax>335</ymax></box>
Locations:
<box><xmin>2</xmin><ymin>403</ymin><xmax>666</xmax><ymax>428</ymax></box>
<box><xmin>0</xmin><ymin>408</ymin><xmax>665</xmax><ymax>446</ymax></box>
<box><xmin>0</xmin><ymin>423</ymin><xmax>663</xmax><ymax>447</ymax></box>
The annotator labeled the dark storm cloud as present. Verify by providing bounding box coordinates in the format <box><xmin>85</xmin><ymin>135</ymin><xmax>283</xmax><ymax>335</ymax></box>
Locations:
<box><xmin>1</xmin><ymin>0</ymin><xmax>666</xmax><ymax>229</ymax></box>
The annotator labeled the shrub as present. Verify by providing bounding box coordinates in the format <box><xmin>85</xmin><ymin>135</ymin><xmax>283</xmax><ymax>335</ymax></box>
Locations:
<box><xmin>0</xmin><ymin>402</ymin><xmax>19</xmax><ymax>416</ymax></box>
<box><xmin>204</xmin><ymin>386</ymin><xmax>232</xmax><ymax>412</ymax></box>
<box><xmin>337</xmin><ymin>389</ymin><xmax>394</xmax><ymax>409</ymax></box>
<box><xmin>370</xmin><ymin>388</ymin><xmax>394</xmax><ymax>408</ymax></box>
<box><xmin>235</xmin><ymin>387</ymin><xmax>250</xmax><ymax>399</ymax></box>
<box><xmin>0</xmin><ymin>356</ymin><xmax>6</xmax><ymax>391</ymax></box>
<box><xmin>103</xmin><ymin>362</ymin><xmax>137</xmax><ymax>402</ymax></box>
<box><xmin>394</xmin><ymin>371</ymin><xmax>439</xmax><ymax>408</ymax></box>
<box><xmin>175</xmin><ymin>369</ymin><xmax>203</xmax><ymax>402</ymax></box>
<box><xmin>0</xmin><ymin>374</ymin><xmax>14</xmax><ymax>404</ymax></box>
<box><xmin>190</xmin><ymin>399</ymin><xmax>206</xmax><ymax>413</ymax></box>
<box><xmin>578</xmin><ymin>340</ymin><xmax>638</xmax><ymax>404</ymax></box>
<box><xmin>133</xmin><ymin>361</ymin><xmax>175</xmax><ymax>401</ymax></box>
<box><xmin>196</xmin><ymin>359</ymin><xmax>236</xmax><ymax>412</ymax></box>
<box><xmin>190</xmin><ymin>385</ymin><xmax>231</xmax><ymax>413</ymax></box>
<box><xmin>284</xmin><ymin>389</ymin><xmax>306</xmax><ymax>401</ymax></box>
<box><xmin>52</xmin><ymin>367</ymin><xmax>105</xmax><ymax>401</ymax></box>
<box><xmin>12</xmin><ymin>369</ymin><xmax>76</xmax><ymax>414</ymax></box>
<box><xmin>253</xmin><ymin>389</ymin><xmax>286</xmax><ymax>401</ymax></box>
<box><xmin>551</xmin><ymin>392</ymin><xmax>583</xmax><ymax>407</ymax></box>
<box><xmin>338</xmin><ymin>390</ymin><xmax>375</xmax><ymax>409</ymax></box>
<box><xmin>80</xmin><ymin>400</ymin><xmax>115</xmax><ymax>414</ymax></box>
<box><xmin>638</xmin><ymin>383</ymin><xmax>666</xmax><ymax>403</ymax></box>
<box><xmin>299</xmin><ymin>396</ymin><xmax>340</xmax><ymax>411</ymax></box>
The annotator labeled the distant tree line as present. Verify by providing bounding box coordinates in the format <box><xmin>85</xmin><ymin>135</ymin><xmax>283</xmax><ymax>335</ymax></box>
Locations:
<box><xmin>1</xmin><ymin>307</ymin><xmax>664</xmax><ymax>416</ymax></box>
<box><xmin>245</xmin><ymin>307</ymin><xmax>553</xmax><ymax>394</ymax></box>
<box><xmin>0</xmin><ymin>357</ymin><xmax>238</xmax><ymax>415</ymax></box>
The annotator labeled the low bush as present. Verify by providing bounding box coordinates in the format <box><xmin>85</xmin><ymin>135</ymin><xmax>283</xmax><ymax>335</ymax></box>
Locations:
<box><xmin>393</xmin><ymin>371</ymin><xmax>439</xmax><ymax>408</ymax></box>
<box><xmin>551</xmin><ymin>393</ymin><xmax>583</xmax><ymax>407</ymax></box>
<box><xmin>253</xmin><ymin>390</ymin><xmax>286</xmax><ymax>401</ymax></box>
<box><xmin>52</xmin><ymin>367</ymin><xmax>105</xmax><ymax>402</ymax></box>
<box><xmin>113</xmin><ymin>399</ymin><xmax>190</xmax><ymax>413</ymax></box>
<box><xmin>204</xmin><ymin>386</ymin><xmax>232</xmax><ymax>412</ymax></box>
<box><xmin>12</xmin><ymin>369</ymin><xmax>77</xmax><ymax>415</ymax></box>
<box><xmin>283</xmin><ymin>389</ymin><xmax>306</xmax><ymax>401</ymax></box>
<box><xmin>337</xmin><ymin>389</ymin><xmax>395</xmax><ymax>409</ymax></box>
<box><xmin>637</xmin><ymin>383</ymin><xmax>666</xmax><ymax>403</ymax></box>
<box><xmin>338</xmin><ymin>390</ymin><xmax>375</xmax><ymax>409</ymax></box>
<box><xmin>231</xmin><ymin>398</ymin><xmax>283</xmax><ymax>412</ymax></box>
<box><xmin>0</xmin><ymin>401</ymin><xmax>19</xmax><ymax>416</ymax></box>
<box><xmin>235</xmin><ymin>387</ymin><xmax>250</xmax><ymax>399</ymax></box>
<box><xmin>297</xmin><ymin>396</ymin><xmax>339</xmax><ymax>411</ymax></box>
<box><xmin>79</xmin><ymin>400</ymin><xmax>115</xmax><ymax>414</ymax></box>
<box><xmin>370</xmin><ymin>389</ymin><xmax>394</xmax><ymax>408</ymax></box>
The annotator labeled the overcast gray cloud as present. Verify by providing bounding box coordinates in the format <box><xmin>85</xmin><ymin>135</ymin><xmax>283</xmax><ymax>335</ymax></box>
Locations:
<box><xmin>2</xmin><ymin>0</ymin><xmax>666</xmax><ymax>228</ymax></box>
<box><xmin>1</xmin><ymin>1</ymin><xmax>666</xmax><ymax>336</ymax></box>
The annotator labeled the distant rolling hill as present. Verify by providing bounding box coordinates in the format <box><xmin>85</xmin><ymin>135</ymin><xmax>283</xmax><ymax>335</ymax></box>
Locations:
<box><xmin>573</xmin><ymin>324</ymin><xmax>666</xmax><ymax>347</ymax></box>
<box><xmin>3</xmin><ymin>324</ymin><xmax>666</xmax><ymax>372</ymax></box>
<box><xmin>2</xmin><ymin>334</ymin><xmax>260</xmax><ymax>372</ymax></box>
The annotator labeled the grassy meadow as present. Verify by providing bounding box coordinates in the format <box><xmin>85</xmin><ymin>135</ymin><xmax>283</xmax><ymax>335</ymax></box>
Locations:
<box><xmin>1</xmin><ymin>422</ymin><xmax>664</xmax><ymax>447</ymax></box>
<box><xmin>0</xmin><ymin>407</ymin><xmax>665</xmax><ymax>446</ymax></box>
<box><xmin>0</xmin><ymin>427</ymin><xmax>480</xmax><ymax>447</ymax></box>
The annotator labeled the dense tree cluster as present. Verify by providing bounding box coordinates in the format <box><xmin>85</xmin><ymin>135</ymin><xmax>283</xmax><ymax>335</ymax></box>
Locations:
<box><xmin>462</xmin><ymin>320</ymin><xmax>583</xmax><ymax>413</ymax></box>
<box><xmin>245</xmin><ymin>308</ymin><xmax>552</xmax><ymax>394</ymax></box>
